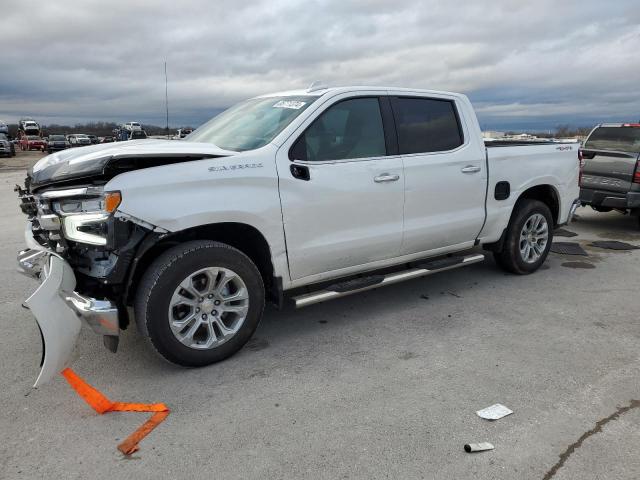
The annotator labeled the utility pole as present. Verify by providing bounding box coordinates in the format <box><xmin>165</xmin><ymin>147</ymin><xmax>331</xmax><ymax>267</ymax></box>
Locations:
<box><xmin>164</xmin><ymin>61</ymin><xmax>170</xmax><ymax>139</ymax></box>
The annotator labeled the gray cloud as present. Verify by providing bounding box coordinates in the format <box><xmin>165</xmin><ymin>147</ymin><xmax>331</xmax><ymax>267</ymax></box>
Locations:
<box><xmin>1</xmin><ymin>0</ymin><xmax>639</xmax><ymax>130</ymax></box>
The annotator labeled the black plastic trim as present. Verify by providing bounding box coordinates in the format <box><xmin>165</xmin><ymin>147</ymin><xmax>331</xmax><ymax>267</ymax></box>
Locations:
<box><xmin>379</xmin><ymin>96</ymin><xmax>399</xmax><ymax>156</ymax></box>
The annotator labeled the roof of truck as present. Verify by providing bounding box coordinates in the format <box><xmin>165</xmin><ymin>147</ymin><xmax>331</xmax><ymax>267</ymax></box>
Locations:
<box><xmin>255</xmin><ymin>85</ymin><xmax>463</xmax><ymax>99</ymax></box>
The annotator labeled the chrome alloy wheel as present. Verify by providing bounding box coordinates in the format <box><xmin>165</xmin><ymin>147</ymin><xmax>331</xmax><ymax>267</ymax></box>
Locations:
<box><xmin>519</xmin><ymin>213</ymin><xmax>549</xmax><ymax>264</ymax></box>
<box><xmin>168</xmin><ymin>267</ymin><xmax>249</xmax><ymax>349</ymax></box>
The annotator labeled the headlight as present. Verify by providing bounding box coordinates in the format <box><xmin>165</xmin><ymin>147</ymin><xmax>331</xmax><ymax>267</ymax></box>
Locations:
<box><xmin>48</xmin><ymin>188</ymin><xmax>121</xmax><ymax>245</ymax></box>
<box><xmin>63</xmin><ymin>213</ymin><xmax>111</xmax><ymax>245</ymax></box>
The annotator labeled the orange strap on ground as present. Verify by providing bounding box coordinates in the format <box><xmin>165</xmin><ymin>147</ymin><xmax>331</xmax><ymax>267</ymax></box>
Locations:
<box><xmin>61</xmin><ymin>367</ymin><xmax>170</xmax><ymax>455</ymax></box>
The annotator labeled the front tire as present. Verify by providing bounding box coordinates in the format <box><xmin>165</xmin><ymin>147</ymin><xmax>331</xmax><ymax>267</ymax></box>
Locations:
<box><xmin>135</xmin><ymin>240</ymin><xmax>265</xmax><ymax>367</ymax></box>
<box><xmin>493</xmin><ymin>199</ymin><xmax>553</xmax><ymax>274</ymax></box>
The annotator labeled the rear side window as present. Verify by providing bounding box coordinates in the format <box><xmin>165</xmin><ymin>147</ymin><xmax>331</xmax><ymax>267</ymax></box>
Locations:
<box><xmin>584</xmin><ymin>126</ymin><xmax>640</xmax><ymax>153</ymax></box>
<box><xmin>290</xmin><ymin>97</ymin><xmax>386</xmax><ymax>161</ymax></box>
<box><xmin>392</xmin><ymin>97</ymin><xmax>463</xmax><ymax>154</ymax></box>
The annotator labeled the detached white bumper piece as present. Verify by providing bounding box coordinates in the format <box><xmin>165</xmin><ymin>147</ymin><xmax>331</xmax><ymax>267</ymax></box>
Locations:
<box><xmin>17</xmin><ymin>249</ymin><xmax>119</xmax><ymax>387</ymax></box>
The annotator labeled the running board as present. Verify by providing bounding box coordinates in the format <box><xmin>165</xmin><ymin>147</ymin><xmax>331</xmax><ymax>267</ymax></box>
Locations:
<box><xmin>291</xmin><ymin>253</ymin><xmax>485</xmax><ymax>308</ymax></box>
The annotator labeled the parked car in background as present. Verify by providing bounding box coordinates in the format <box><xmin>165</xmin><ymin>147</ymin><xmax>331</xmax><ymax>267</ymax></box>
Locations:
<box><xmin>16</xmin><ymin>85</ymin><xmax>581</xmax><ymax>385</ymax></box>
<box><xmin>124</xmin><ymin>122</ymin><xmax>142</xmax><ymax>131</ymax></box>
<box><xmin>0</xmin><ymin>133</ymin><xmax>15</xmax><ymax>157</ymax></box>
<box><xmin>0</xmin><ymin>121</ymin><xmax>8</xmax><ymax>135</ymax></box>
<box><xmin>129</xmin><ymin>130</ymin><xmax>147</xmax><ymax>140</ymax></box>
<box><xmin>20</xmin><ymin>135</ymin><xmax>46</xmax><ymax>151</ymax></box>
<box><xmin>87</xmin><ymin>135</ymin><xmax>98</xmax><ymax>144</ymax></box>
<box><xmin>19</xmin><ymin>118</ymin><xmax>40</xmax><ymax>136</ymax></box>
<box><xmin>67</xmin><ymin>134</ymin><xmax>92</xmax><ymax>147</ymax></box>
<box><xmin>579</xmin><ymin>123</ymin><xmax>640</xmax><ymax>226</ymax></box>
<box><xmin>177</xmin><ymin>128</ymin><xmax>193</xmax><ymax>138</ymax></box>
<box><xmin>45</xmin><ymin>134</ymin><xmax>70</xmax><ymax>153</ymax></box>
<box><xmin>100</xmin><ymin>136</ymin><xmax>114</xmax><ymax>143</ymax></box>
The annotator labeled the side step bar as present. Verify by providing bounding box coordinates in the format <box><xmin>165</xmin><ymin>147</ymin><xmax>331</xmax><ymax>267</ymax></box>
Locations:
<box><xmin>292</xmin><ymin>253</ymin><xmax>485</xmax><ymax>308</ymax></box>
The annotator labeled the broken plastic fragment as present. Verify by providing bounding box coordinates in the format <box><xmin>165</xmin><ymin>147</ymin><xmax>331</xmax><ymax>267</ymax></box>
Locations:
<box><xmin>476</xmin><ymin>403</ymin><xmax>513</xmax><ymax>420</ymax></box>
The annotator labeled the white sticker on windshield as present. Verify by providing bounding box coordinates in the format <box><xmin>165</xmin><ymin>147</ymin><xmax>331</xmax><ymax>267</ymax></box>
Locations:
<box><xmin>273</xmin><ymin>100</ymin><xmax>306</xmax><ymax>110</ymax></box>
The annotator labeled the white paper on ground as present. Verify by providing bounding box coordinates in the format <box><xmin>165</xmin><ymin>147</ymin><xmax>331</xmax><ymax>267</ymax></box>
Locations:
<box><xmin>476</xmin><ymin>403</ymin><xmax>513</xmax><ymax>420</ymax></box>
<box><xmin>464</xmin><ymin>442</ymin><xmax>495</xmax><ymax>453</ymax></box>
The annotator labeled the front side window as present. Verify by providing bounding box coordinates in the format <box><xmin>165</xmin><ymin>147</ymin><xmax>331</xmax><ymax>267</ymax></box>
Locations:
<box><xmin>187</xmin><ymin>96</ymin><xmax>316</xmax><ymax>152</ymax></box>
<box><xmin>290</xmin><ymin>97</ymin><xmax>386</xmax><ymax>161</ymax></box>
<box><xmin>392</xmin><ymin>97</ymin><xmax>463</xmax><ymax>154</ymax></box>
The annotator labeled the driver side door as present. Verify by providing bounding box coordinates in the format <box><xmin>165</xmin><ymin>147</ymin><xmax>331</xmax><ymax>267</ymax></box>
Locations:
<box><xmin>276</xmin><ymin>95</ymin><xmax>405</xmax><ymax>282</ymax></box>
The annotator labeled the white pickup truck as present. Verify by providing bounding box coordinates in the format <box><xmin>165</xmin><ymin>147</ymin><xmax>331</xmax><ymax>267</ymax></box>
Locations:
<box><xmin>16</xmin><ymin>86</ymin><xmax>580</xmax><ymax>386</ymax></box>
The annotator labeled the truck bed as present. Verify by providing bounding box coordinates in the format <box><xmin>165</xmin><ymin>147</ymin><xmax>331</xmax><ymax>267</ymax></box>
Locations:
<box><xmin>485</xmin><ymin>140</ymin><xmax>575</xmax><ymax>147</ymax></box>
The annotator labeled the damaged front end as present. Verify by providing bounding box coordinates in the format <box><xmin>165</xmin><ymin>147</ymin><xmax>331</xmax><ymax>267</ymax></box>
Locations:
<box><xmin>16</xmin><ymin>181</ymin><xmax>157</xmax><ymax>387</ymax></box>
<box><xmin>15</xmin><ymin>142</ymin><xmax>230</xmax><ymax>387</ymax></box>
<box><xmin>18</xmin><ymin>249</ymin><xmax>118</xmax><ymax>387</ymax></box>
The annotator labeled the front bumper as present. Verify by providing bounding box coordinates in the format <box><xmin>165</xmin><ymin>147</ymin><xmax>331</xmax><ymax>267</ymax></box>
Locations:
<box><xmin>18</xmin><ymin>249</ymin><xmax>119</xmax><ymax>387</ymax></box>
<box><xmin>580</xmin><ymin>188</ymin><xmax>640</xmax><ymax>210</ymax></box>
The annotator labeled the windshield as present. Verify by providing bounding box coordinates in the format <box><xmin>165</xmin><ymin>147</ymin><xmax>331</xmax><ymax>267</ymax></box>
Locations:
<box><xmin>186</xmin><ymin>96</ymin><xmax>317</xmax><ymax>151</ymax></box>
<box><xmin>0</xmin><ymin>134</ymin><xmax>7</xmax><ymax>140</ymax></box>
<box><xmin>50</xmin><ymin>135</ymin><xmax>65</xmax><ymax>140</ymax></box>
<box><xmin>27</xmin><ymin>136</ymin><xmax>40</xmax><ymax>140</ymax></box>
<box><xmin>584</xmin><ymin>126</ymin><xmax>640</xmax><ymax>153</ymax></box>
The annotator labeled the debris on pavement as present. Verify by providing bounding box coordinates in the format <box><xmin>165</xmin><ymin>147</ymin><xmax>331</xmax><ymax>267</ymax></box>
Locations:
<box><xmin>589</xmin><ymin>240</ymin><xmax>639</xmax><ymax>251</ymax></box>
<box><xmin>550</xmin><ymin>242</ymin><xmax>588</xmax><ymax>256</ymax></box>
<box><xmin>464</xmin><ymin>442</ymin><xmax>495</xmax><ymax>453</ymax></box>
<box><xmin>62</xmin><ymin>368</ymin><xmax>170</xmax><ymax>455</ymax></box>
<box><xmin>476</xmin><ymin>403</ymin><xmax>513</xmax><ymax>420</ymax></box>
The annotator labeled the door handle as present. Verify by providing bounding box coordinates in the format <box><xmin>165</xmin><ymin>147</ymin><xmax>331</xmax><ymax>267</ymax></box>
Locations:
<box><xmin>374</xmin><ymin>173</ymin><xmax>400</xmax><ymax>183</ymax></box>
<box><xmin>461</xmin><ymin>165</ymin><xmax>481</xmax><ymax>173</ymax></box>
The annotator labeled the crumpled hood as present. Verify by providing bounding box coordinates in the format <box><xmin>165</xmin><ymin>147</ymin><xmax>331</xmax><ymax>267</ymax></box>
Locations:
<box><xmin>29</xmin><ymin>139</ymin><xmax>236</xmax><ymax>189</ymax></box>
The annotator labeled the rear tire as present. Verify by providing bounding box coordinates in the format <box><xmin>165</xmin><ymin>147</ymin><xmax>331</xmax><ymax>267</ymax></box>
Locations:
<box><xmin>135</xmin><ymin>240</ymin><xmax>265</xmax><ymax>367</ymax></box>
<box><xmin>493</xmin><ymin>199</ymin><xmax>553</xmax><ymax>274</ymax></box>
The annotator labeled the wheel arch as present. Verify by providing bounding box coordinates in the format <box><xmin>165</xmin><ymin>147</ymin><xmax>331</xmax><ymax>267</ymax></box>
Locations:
<box><xmin>126</xmin><ymin>222</ymin><xmax>280</xmax><ymax>307</ymax></box>
<box><xmin>516</xmin><ymin>184</ymin><xmax>560</xmax><ymax>226</ymax></box>
<box><xmin>484</xmin><ymin>183</ymin><xmax>559</xmax><ymax>253</ymax></box>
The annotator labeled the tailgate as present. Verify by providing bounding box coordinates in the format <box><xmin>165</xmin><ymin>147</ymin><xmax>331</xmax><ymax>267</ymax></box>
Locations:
<box><xmin>581</xmin><ymin>150</ymin><xmax>639</xmax><ymax>193</ymax></box>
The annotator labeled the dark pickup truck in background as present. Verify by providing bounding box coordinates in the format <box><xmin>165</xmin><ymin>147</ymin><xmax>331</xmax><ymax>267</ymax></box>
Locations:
<box><xmin>580</xmin><ymin>123</ymin><xmax>640</xmax><ymax>227</ymax></box>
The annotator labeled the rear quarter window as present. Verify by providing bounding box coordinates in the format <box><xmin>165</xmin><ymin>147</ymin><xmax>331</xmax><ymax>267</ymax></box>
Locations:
<box><xmin>392</xmin><ymin>97</ymin><xmax>463</xmax><ymax>154</ymax></box>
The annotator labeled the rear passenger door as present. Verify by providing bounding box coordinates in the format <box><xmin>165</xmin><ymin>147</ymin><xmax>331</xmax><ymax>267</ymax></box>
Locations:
<box><xmin>390</xmin><ymin>95</ymin><xmax>486</xmax><ymax>255</ymax></box>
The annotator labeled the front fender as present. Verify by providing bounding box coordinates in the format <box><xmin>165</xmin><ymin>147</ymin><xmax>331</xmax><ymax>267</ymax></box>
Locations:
<box><xmin>105</xmin><ymin>149</ymin><xmax>290</xmax><ymax>282</ymax></box>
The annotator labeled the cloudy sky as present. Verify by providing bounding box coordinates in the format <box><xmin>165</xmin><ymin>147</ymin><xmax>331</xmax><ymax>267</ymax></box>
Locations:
<box><xmin>1</xmin><ymin>0</ymin><xmax>639</xmax><ymax>131</ymax></box>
